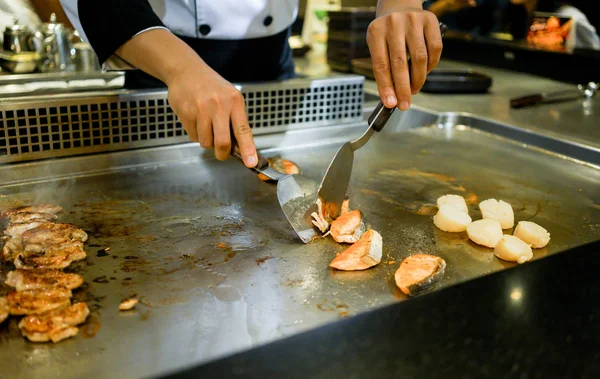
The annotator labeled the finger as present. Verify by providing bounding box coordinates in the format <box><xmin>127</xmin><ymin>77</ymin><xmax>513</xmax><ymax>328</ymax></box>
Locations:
<box><xmin>424</xmin><ymin>16</ymin><xmax>443</xmax><ymax>73</ymax></box>
<box><xmin>197</xmin><ymin>114</ymin><xmax>213</xmax><ymax>149</ymax></box>
<box><xmin>387</xmin><ymin>34</ymin><xmax>411</xmax><ymax>111</ymax></box>
<box><xmin>367</xmin><ymin>22</ymin><xmax>397</xmax><ymax>108</ymax></box>
<box><xmin>212</xmin><ymin>108</ymin><xmax>231</xmax><ymax>161</ymax></box>
<box><xmin>231</xmin><ymin>95</ymin><xmax>257</xmax><ymax>168</ymax></box>
<box><xmin>180</xmin><ymin>116</ymin><xmax>198</xmax><ymax>142</ymax></box>
<box><xmin>406</xmin><ymin>29</ymin><xmax>428</xmax><ymax>95</ymax></box>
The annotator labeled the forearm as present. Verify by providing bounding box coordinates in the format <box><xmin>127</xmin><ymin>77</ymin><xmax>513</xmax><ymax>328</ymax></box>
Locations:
<box><xmin>376</xmin><ymin>0</ymin><xmax>425</xmax><ymax>15</ymax></box>
<box><xmin>115</xmin><ymin>29</ymin><xmax>209</xmax><ymax>86</ymax></box>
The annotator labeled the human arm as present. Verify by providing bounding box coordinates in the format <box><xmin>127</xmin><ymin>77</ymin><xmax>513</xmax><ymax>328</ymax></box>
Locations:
<box><xmin>370</xmin><ymin>0</ymin><xmax>443</xmax><ymax>110</ymax></box>
<box><xmin>67</xmin><ymin>0</ymin><xmax>257</xmax><ymax>167</ymax></box>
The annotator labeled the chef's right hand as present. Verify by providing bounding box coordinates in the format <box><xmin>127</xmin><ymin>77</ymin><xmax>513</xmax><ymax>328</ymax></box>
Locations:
<box><xmin>165</xmin><ymin>62</ymin><xmax>258</xmax><ymax>168</ymax></box>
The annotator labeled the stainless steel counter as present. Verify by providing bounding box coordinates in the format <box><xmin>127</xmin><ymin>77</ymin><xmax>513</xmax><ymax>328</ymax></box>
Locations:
<box><xmin>1</xmin><ymin>105</ymin><xmax>599</xmax><ymax>379</ymax></box>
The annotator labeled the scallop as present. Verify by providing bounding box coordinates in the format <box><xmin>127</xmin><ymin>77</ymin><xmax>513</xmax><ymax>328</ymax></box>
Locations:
<box><xmin>494</xmin><ymin>235</ymin><xmax>533</xmax><ymax>264</ymax></box>
<box><xmin>514</xmin><ymin>221</ymin><xmax>550</xmax><ymax>248</ymax></box>
<box><xmin>466</xmin><ymin>219</ymin><xmax>503</xmax><ymax>248</ymax></box>
<box><xmin>436</xmin><ymin>194</ymin><xmax>468</xmax><ymax>214</ymax></box>
<box><xmin>479</xmin><ymin>199</ymin><xmax>514</xmax><ymax>229</ymax></box>
<box><xmin>433</xmin><ymin>205</ymin><xmax>472</xmax><ymax>232</ymax></box>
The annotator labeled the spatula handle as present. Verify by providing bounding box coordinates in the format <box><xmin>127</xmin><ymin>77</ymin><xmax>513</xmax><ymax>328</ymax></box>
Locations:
<box><xmin>368</xmin><ymin>101</ymin><xmax>395</xmax><ymax>132</ymax></box>
<box><xmin>230</xmin><ymin>131</ymin><xmax>269</xmax><ymax>173</ymax></box>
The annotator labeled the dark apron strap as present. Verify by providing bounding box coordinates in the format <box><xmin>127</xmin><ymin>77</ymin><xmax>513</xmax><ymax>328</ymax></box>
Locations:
<box><xmin>124</xmin><ymin>27</ymin><xmax>295</xmax><ymax>89</ymax></box>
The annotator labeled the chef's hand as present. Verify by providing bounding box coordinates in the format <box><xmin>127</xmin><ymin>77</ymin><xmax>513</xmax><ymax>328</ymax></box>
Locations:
<box><xmin>166</xmin><ymin>63</ymin><xmax>258</xmax><ymax>167</ymax></box>
<box><xmin>114</xmin><ymin>28</ymin><xmax>258</xmax><ymax>168</ymax></box>
<box><xmin>369</xmin><ymin>0</ymin><xmax>444</xmax><ymax>110</ymax></box>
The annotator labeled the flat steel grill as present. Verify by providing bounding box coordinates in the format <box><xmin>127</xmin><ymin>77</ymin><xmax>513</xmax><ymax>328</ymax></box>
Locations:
<box><xmin>0</xmin><ymin>75</ymin><xmax>364</xmax><ymax>163</ymax></box>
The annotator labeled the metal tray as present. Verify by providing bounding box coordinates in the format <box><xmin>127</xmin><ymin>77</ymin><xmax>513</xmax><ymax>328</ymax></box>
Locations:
<box><xmin>1</xmin><ymin>107</ymin><xmax>599</xmax><ymax>379</ymax></box>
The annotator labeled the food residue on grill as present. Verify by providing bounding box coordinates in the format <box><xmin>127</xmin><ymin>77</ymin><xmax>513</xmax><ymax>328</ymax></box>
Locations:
<box><xmin>257</xmin><ymin>155</ymin><xmax>301</xmax><ymax>182</ymax></box>
<box><xmin>329</xmin><ymin>230</ymin><xmax>382</xmax><ymax>271</ymax></box>
<box><xmin>255</xmin><ymin>256</ymin><xmax>273</xmax><ymax>266</ymax></box>
<box><xmin>0</xmin><ymin>296</ymin><xmax>8</xmax><ymax>325</ymax></box>
<box><xmin>394</xmin><ymin>254</ymin><xmax>446</xmax><ymax>296</ymax></box>
<box><xmin>119</xmin><ymin>297</ymin><xmax>138</xmax><ymax>311</ymax></box>
<box><xmin>96</xmin><ymin>248</ymin><xmax>110</xmax><ymax>257</ymax></box>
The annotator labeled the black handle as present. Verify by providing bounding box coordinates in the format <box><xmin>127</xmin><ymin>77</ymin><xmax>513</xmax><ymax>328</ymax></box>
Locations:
<box><xmin>368</xmin><ymin>101</ymin><xmax>396</xmax><ymax>132</ymax></box>
<box><xmin>510</xmin><ymin>94</ymin><xmax>544</xmax><ymax>109</ymax></box>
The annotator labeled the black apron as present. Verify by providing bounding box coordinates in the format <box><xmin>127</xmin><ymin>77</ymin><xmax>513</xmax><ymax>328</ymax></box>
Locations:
<box><xmin>124</xmin><ymin>27</ymin><xmax>296</xmax><ymax>89</ymax></box>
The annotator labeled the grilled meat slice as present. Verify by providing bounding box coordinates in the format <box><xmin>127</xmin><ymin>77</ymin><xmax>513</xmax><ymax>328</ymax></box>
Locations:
<box><xmin>311</xmin><ymin>198</ymin><xmax>330</xmax><ymax>234</ymax></box>
<box><xmin>7</xmin><ymin>212</ymin><xmax>58</xmax><ymax>224</ymax></box>
<box><xmin>329</xmin><ymin>210</ymin><xmax>366</xmax><ymax>244</ymax></box>
<box><xmin>7</xmin><ymin>286</ymin><xmax>72</xmax><ymax>315</ymax></box>
<box><xmin>2</xmin><ymin>204</ymin><xmax>63</xmax><ymax>219</ymax></box>
<box><xmin>329</xmin><ymin>230</ymin><xmax>383</xmax><ymax>271</ymax></box>
<box><xmin>4</xmin><ymin>221</ymin><xmax>48</xmax><ymax>238</ymax></box>
<box><xmin>6</xmin><ymin>269</ymin><xmax>84</xmax><ymax>291</ymax></box>
<box><xmin>15</xmin><ymin>242</ymin><xmax>86</xmax><ymax>270</ymax></box>
<box><xmin>22</xmin><ymin>223</ymin><xmax>88</xmax><ymax>245</ymax></box>
<box><xmin>0</xmin><ymin>296</ymin><xmax>8</xmax><ymax>325</ymax></box>
<box><xmin>2</xmin><ymin>236</ymin><xmax>23</xmax><ymax>262</ymax></box>
<box><xmin>19</xmin><ymin>302</ymin><xmax>89</xmax><ymax>343</ymax></box>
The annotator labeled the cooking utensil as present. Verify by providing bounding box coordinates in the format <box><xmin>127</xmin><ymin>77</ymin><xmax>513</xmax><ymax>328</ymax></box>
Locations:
<box><xmin>510</xmin><ymin>82</ymin><xmax>598</xmax><ymax>109</ymax></box>
<box><xmin>36</xmin><ymin>13</ymin><xmax>76</xmax><ymax>72</ymax></box>
<box><xmin>72</xmin><ymin>42</ymin><xmax>100</xmax><ymax>72</ymax></box>
<box><xmin>420</xmin><ymin>69</ymin><xmax>492</xmax><ymax>93</ymax></box>
<box><xmin>318</xmin><ymin>23</ymin><xmax>447</xmax><ymax>220</ymax></box>
<box><xmin>231</xmin><ymin>144</ymin><xmax>319</xmax><ymax>243</ymax></box>
<box><xmin>316</xmin><ymin>101</ymin><xmax>395</xmax><ymax>220</ymax></box>
<box><xmin>0</xmin><ymin>51</ymin><xmax>40</xmax><ymax>74</ymax></box>
<box><xmin>2</xmin><ymin>18</ymin><xmax>37</xmax><ymax>53</ymax></box>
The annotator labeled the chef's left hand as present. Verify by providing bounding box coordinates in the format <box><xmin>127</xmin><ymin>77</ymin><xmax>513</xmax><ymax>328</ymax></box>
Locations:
<box><xmin>369</xmin><ymin>0</ymin><xmax>443</xmax><ymax>110</ymax></box>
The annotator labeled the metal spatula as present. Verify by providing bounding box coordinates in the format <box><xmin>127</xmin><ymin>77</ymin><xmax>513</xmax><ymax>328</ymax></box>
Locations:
<box><xmin>232</xmin><ymin>146</ymin><xmax>319</xmax><ymax>243</ymax></box>
<box><xmin>316</xmin><ymin>101</ymin><xmax>395</xmax><ymax>220</ymax></box>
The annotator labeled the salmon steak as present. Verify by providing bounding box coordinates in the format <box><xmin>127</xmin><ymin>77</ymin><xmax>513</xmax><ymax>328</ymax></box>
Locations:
<box><xmin>328</xmin><ymin>210</ymin><xmax>366</xmax><ymax>244</ymax></box>
<box><xmin>257</xmin><ymin>156</ymin><xmax>301</xmax><ymax>182</ymax></box>
<box><xmin>395</xmin><ymin>254</ymin><xmax>446</xmax><ymax>296</ymax></box>
<box><xmin>329</xmin><ymin>229</ymin><xmax>382</xmax><ymax>271</ymax></box>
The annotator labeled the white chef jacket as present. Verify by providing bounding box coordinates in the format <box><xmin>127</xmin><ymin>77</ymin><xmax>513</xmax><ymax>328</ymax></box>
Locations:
<box><xmin>60</xmin><ymin>0</ymin><xmax>298</xmax><ymax>70</ymax></box>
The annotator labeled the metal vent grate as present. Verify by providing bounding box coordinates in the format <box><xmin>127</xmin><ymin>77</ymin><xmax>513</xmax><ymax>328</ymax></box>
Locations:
<box><xmin>0</xmin><ymin>75</ymin><xmax>364</xmax><ymax>163</ymax></box>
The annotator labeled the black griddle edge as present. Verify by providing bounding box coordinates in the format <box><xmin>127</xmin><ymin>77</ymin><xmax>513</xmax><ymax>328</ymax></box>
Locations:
<box><xmin>162</xmin><ymin>239</ymin><xmax>600</xmax><ymax>379</ymax></box>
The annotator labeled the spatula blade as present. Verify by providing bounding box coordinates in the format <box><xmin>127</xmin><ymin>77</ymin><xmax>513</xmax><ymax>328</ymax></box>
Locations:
<box><xmin>277</xmin><ymin>174</ymin><xmax>319</xmax><ymax>243</ymax></box>
<box><xmin>316</xmin><ymin>142</ymin><xmax>354</xmax><ymax>220</ymax></box>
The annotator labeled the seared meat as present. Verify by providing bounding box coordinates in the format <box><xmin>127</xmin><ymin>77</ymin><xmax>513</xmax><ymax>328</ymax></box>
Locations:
<box><xmin>22</xmin><ymin>223</ymin><xmax>88</xmax><ymax>245</ymax></box>
<box><xmin>4</xmin><ymin>221</ymin><xmax>47</xmax><ymax>238</ymax></box>
<box><xmin>7</xmin><ymin>212</ymin><xmax>58</xmax><ymax>224</ymax></box>
<box><xmin>2</xmin><ymin>236</ymin><xmax>23</xmax><ymax>261</ymax></box>
<box><xmin>311</xmin><ymin>198</ymin><xmax>330</xmax><ymax>233</ymax></box>
<box><xmin>2</xmin><ymin>204</ymin><xmax>63</xmax><ymax>218</ymax></box>
<box><xmin>19</xmin><ymin>302</ymin><xmax>89</xmax><ymax>343</ymax></box>
<box><xmin>15</xmin><ymin>242</ymin><xmax>86</xmax><ymax>270</ymax></box>
<box><xmin>6</xmin><ymin>269</ymin><xmax>84</xmax><ymax>291</ymax></box>
<box><xmin>0</xmin><ymin>296</ymin><xmax>8</xmax><ymax>325</ymax></box>
<box><xmin>329</xmin><ymin>230</ymin><xmax>383</xmax><ymax>271</ymax></box>
<box><xmin>119</xmin><ymin>298</ymin><xmax>138</xmax><ymax>311</ymax></box>
<box><xmin>328</xmin><ymin>210</ymin><xmax>366</xmax><ymax>244</ymax></box>
<box><xmin>7</xmin><ymin>286</ymin><xmax>72</xmax><ymax>315</ymax></box>
<box><xmin>395</xmin><ymin>254</ymin><xmax>446</xmax><ymax>296</ymax></box>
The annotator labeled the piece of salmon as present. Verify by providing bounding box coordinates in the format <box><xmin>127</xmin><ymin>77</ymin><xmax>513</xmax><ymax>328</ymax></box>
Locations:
<box><xmin>257</xmin><ymin>156</ymin><xmax>301</xmax><ymax>182</ymax></box>
<box><xmin>0</xmin><ymin>297</ymin><xmax>8</xmax><ymax>325</ymax></box>
<box><xmin>394</xmin><ymin>254</ymin><xmax>446</xmax><ymax>296</ymax></box>
<box><xmin>329</xmin><ymin>230</ymin><xmax>382</xmax><ymax>271</ymax></box>
<box><xmin>311</xmin><ymin>198</ymin><xmax>330</xmax><ymax>233</ymax></box>
<box><xmin>329</xmin><ymin>210</ymin><xmax>366</xmax><ymax>244</ymax></box>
